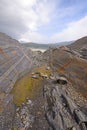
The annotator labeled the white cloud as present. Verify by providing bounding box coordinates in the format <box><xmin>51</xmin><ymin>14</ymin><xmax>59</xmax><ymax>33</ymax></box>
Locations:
<box><xmin>52</xmin><ymin>15</ymin><xmax>87</xmax><ymax>42</ymax></box>
<box><xmin>0</xmin><ymin>0</ymin><xmax>87</xmax><ymax>43</ymax></box>
<box><xmin>0</xmin><ymin>0</ymin><xmax>55</xmax><ymax>40</ymax></box>
<box><xmin>19</xmin><ymin>31</ymin><xmax>48</xmax><ymax>43</ymax></box>
<box><xmin>19</xmin><ymin>15</ymin><xmax>87</xmax><ymax>43</ymax></box>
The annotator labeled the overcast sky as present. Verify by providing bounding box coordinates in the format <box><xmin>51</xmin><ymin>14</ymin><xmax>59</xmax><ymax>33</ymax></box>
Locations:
<box><xmin>0</xmin><ymin>0</ymin><xmax>87</xmax><ymax>43</ymax></box>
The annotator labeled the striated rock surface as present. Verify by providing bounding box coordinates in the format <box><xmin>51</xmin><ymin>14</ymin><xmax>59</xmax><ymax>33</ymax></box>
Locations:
<box><xmin>68</xmin><ymin>36</ymin><xmax>87</xmax><ymax>51</ymax></box>
<box><xmin>0</xmin><ymin>32</ymin><xmax>35</xmax><ymax>130</ymax></box>
<box><xmin>0</xmin><ymin>33</ymin><xmax>87</xmax><ymax>130</ymax></box>
<box><xmin>43</xmin><ymin>46</ymin><xmax>87</xmax><ymax>130</ymax></box>
<box><xmin>44</xmin><ymin>79</ymin><xmax>87</xmax><ymax>130</ymax></box>
<box><xmin>0</xmin><ymin>33</ymin><xmax>34</xmax><ymax>92</ymax></box>
<box><xmin>68</xmin><ymin>36</ymin><xmax>87</xmax><ymax>59</ymax></box>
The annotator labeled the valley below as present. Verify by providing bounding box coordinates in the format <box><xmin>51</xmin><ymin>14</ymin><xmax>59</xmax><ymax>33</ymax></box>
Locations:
<box><xmin>0</xmin><ymin>32</ymin><xmax>87</xmax><ymax>130</ymax></box>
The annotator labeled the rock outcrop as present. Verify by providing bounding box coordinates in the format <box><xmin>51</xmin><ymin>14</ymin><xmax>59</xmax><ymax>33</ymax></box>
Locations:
<box><xmin>0</xmin><ymin>33</ymin><xmax>87</xmax><ymax>130</ymax></box>
<box><xmin>43</xmin><ymin>47</ymin><xmax>87</xmax><ymax>130</ymax></box>
<box><xmin>0</xmin><ymin>32</ymin><xmax>34</xmax><ymax>130</ymax></box>
<box><xmin>68</xmin><ymin>36</ymin><xmax>87</xmax><ymax>51</ymax></box>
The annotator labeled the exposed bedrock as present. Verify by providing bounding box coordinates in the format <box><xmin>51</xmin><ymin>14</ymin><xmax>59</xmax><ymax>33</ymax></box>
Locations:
<box><xmin>44</xmin><ymin>80</ymin><xmax>87</xmax><ymax>130</ymax></box>
<box><xmin>43</xmin><ymin>46</ymin><xmax>87</xmax><ymax>130</ymax></box>
<box><xmin>0</xmin><ymin>33</ymin><xmax>35</xmax><ymax>130</ymax></box>
<box><xmin>0</xmin><ymin>33</ymin><xmax>87</xmax><ymax>130</ymax></box>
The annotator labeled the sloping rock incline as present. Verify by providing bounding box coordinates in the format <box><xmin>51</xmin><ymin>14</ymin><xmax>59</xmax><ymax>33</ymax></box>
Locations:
<box><xmin>68</xmin><ymin>36</ymin><xmax>87</xmax><ymax>51</ymax></box>
<box><xmin>0</xmin><ymin>33</ymin><xmax>34</xmax><ymax>93</ymax></box>
<box><xmin>0</xmin><ymin>33</ymin><xmax>87</xmax><ymax>130</ymax></box>
<box><xmin>68</xmin><ymin>36</ymin><xmax>87</xmax><ymax>59</ymax></box>
<box><xmin>0</xmin><ymin>33</ymin><xmax>34</xmax><ymax>130</ymax></box>
<box><xmin>43</xmin><ymin>47</ymin><xmax>87</xmax><ymax>130</ymax></box>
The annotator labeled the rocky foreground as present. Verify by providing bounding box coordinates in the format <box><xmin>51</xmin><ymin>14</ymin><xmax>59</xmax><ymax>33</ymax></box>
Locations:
<box><xmin>0</xmin><ymin>33</ymin><xmax>87</xmax><ymax>130</ymax></box>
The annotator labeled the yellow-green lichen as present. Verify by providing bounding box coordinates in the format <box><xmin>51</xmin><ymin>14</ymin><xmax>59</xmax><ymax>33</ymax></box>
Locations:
<box><xmin>13</xmin><ymin>128</ymin><xmax>18</xmax><ymax>130</ymax></box>
<box><xmin>12</xmin><ymin>66</ymin><xmax>51</xmax><ymax>106</ymax></box>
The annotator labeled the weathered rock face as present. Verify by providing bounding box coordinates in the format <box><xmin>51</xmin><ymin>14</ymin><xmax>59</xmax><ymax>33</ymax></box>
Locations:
<box><xmin>0</xmin><ymin>33</ymin><xmax>34</xmax><ymax>92</ymax></box>
<box><xmin>80</xmin><ymin>48</ymin><xmax>87</xmax><ymax>59</ymax></box>
<box><xmin>44</xmin><ymin>81</ymin><xmax>87</xmax><ymax>130</ymax></box>
<box><xmin>0</xmin><ymin>33</ymin><xmax>87</xmax><ymax>130</ymax></box>
<box><xmin>68</xmin><ymin>36</ymin><xmax>87</xmax><ymax>60</ymax></box>
<box><xmin>43</xmin><ymin>47</ymin><xmax>87</xmax><ymax>130</ymax></box>
<box><xmin>51</xmin><ymin>48</ymin><xmax>87</xmax><ymax>99</ymax></box>
<box><xmin>0</xmin><ymin>33</ymin><xmax>34</xmax><ymax>130</ymax></box>
<box><xmin>68</xmin><ymin>36</ymin><xmax>87</xmax><ymax>51</ymax></box>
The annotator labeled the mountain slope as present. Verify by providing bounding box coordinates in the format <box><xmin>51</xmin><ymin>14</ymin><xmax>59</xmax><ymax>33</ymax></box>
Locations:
<box><xmin>0</xmin><ymin>32</ymin><xmax>34</xmax><ymax>130</ymax></box>
<box><xmin>43</xmin><ymin>46</ymin><xmax>87</xmax><ymax>130</ymax></box>
<box><xmin>22</xmin><ymin>41</ymin><xmax>73</xmax><ymax>50</ymax></box>
<box><xmin>68</xmin><ymin>36</ymin><xmax>87</xmax><ymax>50</ymax></box>
<box><xmin>0</xmin><ymin>33</ymin><xmax>87</xmax><ymax>130</ymax></box>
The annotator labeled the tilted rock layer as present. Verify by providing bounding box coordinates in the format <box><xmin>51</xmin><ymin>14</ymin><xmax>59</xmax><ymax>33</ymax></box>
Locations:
<box><xmin>0</xmin><ymin>32</ymin><xmax>34</xmax><ymax>130</ymax></box>
<box><xmin>0</xmin><ymin>33</ymin><xmax>87</xmax><ymax>130</ymax></box>
<box><xmin>43</xmin><ymin>46</ymin><xmax>87</xmax><ymax>130</ymax></box>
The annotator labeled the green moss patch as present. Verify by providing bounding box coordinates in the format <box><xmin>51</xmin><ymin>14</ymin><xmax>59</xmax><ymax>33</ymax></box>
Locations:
<box><xmin>12</xmin><ymin>66</ymin><xmax>51</xmax><ymax>106</ymax></box>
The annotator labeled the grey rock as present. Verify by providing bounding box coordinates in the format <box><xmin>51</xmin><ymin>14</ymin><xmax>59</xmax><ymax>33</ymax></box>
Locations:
<box><xmin>56</xmin><ymin>76</ymin><xmax>68</xmax><ymax>85</ymax></box>
<box><xmin>44</xmin><ymin>80</ymin><xmax>87</xmax><ymax>130</ymax></box>
<box><xmin>32</xmin><ymin>75</ymin><xmax>39</xmax><ymax>79</ymax></box>
<box><xmin>0</xmin><ymin>33</ymin><xmax>35</xmax><ymax>130</ymax></box>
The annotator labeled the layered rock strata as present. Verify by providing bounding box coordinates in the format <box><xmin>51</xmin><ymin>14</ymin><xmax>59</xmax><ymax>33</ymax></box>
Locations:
<box><xmin>43</xmin><ymin>47</ymin><xmax>87</xmax><ymax>130</ymax></box>
<box><xmin>0</xmin><ymin>33</ymin><xmax>34</xmax><ymax>130</ymax></box>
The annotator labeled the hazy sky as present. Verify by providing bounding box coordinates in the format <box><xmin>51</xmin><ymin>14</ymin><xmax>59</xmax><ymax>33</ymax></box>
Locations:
<box><xmin>0</xmin><ymin>0</ymin><xmax>87</xmax><ymax>43</ymax></box>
